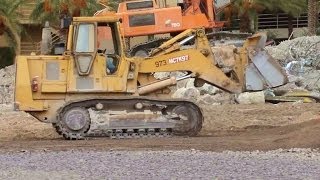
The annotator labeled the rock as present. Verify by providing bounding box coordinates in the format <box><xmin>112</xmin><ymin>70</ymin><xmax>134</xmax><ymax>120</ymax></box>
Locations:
<box><xmin>176</xmin><ymin>79</ymin><xmax>189</xmax><ymax>89</ymax></box>
<box><xmin>211</xmin><ymin>45</ymin><xmax>237</xmax><ymax>73</ymax></box>
<box><xmin>185</xmin><ymin>78</ymin><xmax>195</xmax><ymax>88</ymax></box>
<box><xmin>172</xmin><ymin>87</ymin><xmax>200</xmax><ymax>102</ymax></box>
<box><xmin>0</xmin><ymin>65</ymin><xmax>15</xmax><ymax>104</ymax></box>
<box><xmin>183</xmin><ymin>87</ymin><xmax>200</xmax><ymax>101</ymax></box>
<box><xmin>0</xmin><ymin>104</ymin><xmax>13</xmax><ymax>112</ymax></box>
<box><xmin>154</xmin><ymin>72</ymin><xmax>188</xmax><ymax>80</ymax></box>
<box><xmin>154</xmin><ymin>72</ymin><xmax>171</xmax><ymax>79</ymax></box>
<box><xmin>172</xmin><ymin>88</ymin><xmax>187</xmax><ymax>99</ymax></box>
<box><xmin>211</xmin><ymin>93</ymin><xmax>235</xmax><ymax>105</ymax></box>
<box><xmin>236</xmin><ymin>91</ymin><xmax>265</xmax><ymax>105</ymax></box>
<box><xmin>198</xmin><ymin>83</ymin><xmax>221</xmax><ymax>95</ymax></box>
<box><xmin>170</xmin><ymin>71</ymin><xmax>188</xmax><ymax>78</ymax></box>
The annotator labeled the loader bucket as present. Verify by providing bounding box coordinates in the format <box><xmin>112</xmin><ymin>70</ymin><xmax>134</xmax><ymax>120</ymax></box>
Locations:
<box><xmin>243</xmin><ymin>33</ymin><xmax>288</xmax><ymax>91</ymax></box>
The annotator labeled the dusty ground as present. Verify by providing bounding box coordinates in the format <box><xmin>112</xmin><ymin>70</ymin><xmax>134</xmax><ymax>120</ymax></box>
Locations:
<box><xmin>0</xmin><ymin>103</ymin><xmax>320</xmax><ymax>152</ymax></box>
<box><xmin>1</xmin><ymin>102</ymin><xmax>320</xmax><ymax>179</ymax></box>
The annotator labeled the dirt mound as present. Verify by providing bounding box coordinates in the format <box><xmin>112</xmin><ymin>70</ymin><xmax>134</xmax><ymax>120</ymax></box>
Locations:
<box><xmin>256</xmin><ymin>118</ymin><xmax>320</xmax><ymax>149</ymax></box>
<box><xmin>201</xmin><ymin>103</ymin><xmax>320</xmax><ymax>135</ymax></box>
<box><xmin>0</xmin><ymin>107</ymin><xmax>59</xmax><ymax>141</ymax></box>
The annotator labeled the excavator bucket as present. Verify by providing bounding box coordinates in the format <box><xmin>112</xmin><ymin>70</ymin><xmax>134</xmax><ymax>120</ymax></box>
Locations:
<box><xmin>243</xmin><ymin>33</ymin><xmax>288</xmax><ymax>91</ymax></box>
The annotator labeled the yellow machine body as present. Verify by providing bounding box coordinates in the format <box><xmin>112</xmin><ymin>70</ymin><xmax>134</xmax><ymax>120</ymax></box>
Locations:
<box><xmin>14</xmin><ymin>16</ymin><xmax>287</xmax><ymax>139</ymax></box>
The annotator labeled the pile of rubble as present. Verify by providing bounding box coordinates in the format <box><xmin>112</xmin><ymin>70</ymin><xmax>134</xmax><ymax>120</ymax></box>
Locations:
<box><xmin>0</xmin><ymin>65</ymin><xmax>15</xmax><ymax>104</ymax></box>
<box><xmin>266</xmin><ymin>36</ymin><xmax>320</xmax><ymax>92</ymax></box>
<box><xmin>155</xmin><ymin>72</ymin><xmax>227</xmax><ymax>105</ymax></box>
<box><xmin>171</xmin><ymin>78</ymin><xmax>235</xmax><ymax>105</ymax></box>
<box><xmin>266</xmin><ymin>36</ymin><xmax>320</xmax><ymax>66</ymax></box>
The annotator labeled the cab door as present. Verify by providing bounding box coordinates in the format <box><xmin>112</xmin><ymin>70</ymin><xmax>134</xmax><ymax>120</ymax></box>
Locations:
<box><xmin>67</xmin><ymin>23</ymin><xmax>99</xmax><ymax>91</ymax></box>
<box><xmin>74</xmin><ymin>23</ymin><xmax>96</xmax><ymax>76</ymax></box>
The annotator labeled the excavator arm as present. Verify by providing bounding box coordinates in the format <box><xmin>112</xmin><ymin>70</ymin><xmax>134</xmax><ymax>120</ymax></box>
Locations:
<box><xmin>136</xmin><ymin>28</ymin><xmax>288</xmax><ymax>94</ymax></box>
<box><xmin>139</xmin><ymin>48</ymin><xmax>244</xmax><ymax>93</ymax></box>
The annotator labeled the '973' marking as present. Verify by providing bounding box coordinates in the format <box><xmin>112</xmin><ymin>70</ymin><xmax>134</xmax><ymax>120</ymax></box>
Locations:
<box><xmin>155</xmin><ymin>60</ymin><xmax>167</xmax><ymax>67</ymax></box>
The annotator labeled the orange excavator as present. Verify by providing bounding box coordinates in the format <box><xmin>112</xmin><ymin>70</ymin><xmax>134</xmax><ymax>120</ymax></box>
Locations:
<box><xmin>115</xmin><ymin>0</ymin><xmax>224</xmax><ymax>37</ymax></box>
<box><xmin>95</xmin><ymin>0</ymin><xmax>236</xmax><ymax>57</ymax></box>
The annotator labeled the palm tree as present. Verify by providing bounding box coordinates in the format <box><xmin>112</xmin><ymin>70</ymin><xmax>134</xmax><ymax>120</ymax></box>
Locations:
<box><xmin>225</xmin><ymin>0</ymin><xmax>270</xmax><ymax>32</ymax></box>
<box><xmin>270</xmin><ymin>0</ymin><xmax>307</xmax><ymax>37</ymax></box>
<box><xmin>224</xmin><ymin>0</ymin><xmax>306</xmax><ymax>34</ymax></box>
<box><xmin>106</xmin><ymin>0</ymin><xmax>120</xmax><ymax>11</ymax></box>
<box><xmin>307</xmin><ymin>0</ymin><xmax>319</xmax><ymax>35</ymax></box>
<box><xmin>30</xmin><ymin>0</ymin><xmax>101</xmax><ymax>25</ymax></box>
<box><xmin>0</xmin><ymin>0</ymin><xmax>26</xmax><ymax>55</ymax></box>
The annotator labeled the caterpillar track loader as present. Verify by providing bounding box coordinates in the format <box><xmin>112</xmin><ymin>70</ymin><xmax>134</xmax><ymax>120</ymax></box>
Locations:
<box><xmin>14</xmin><ymin>16</ymin><xmax>287</xmax><ymax>140</ymax></box>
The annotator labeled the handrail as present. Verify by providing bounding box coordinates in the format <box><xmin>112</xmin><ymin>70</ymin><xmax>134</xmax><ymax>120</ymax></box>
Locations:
<box><xmin>20</xmin><ymin>27</ymin><xmax>67</xmax><ymax>55</ymax></box>
<box><xmin>224</xmin><ymin>12</ymin><xmax>313</xmax><ymax>31</ymax></box>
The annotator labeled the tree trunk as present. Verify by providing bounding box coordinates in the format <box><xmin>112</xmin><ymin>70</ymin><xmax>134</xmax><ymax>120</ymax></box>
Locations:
<box><xmin>288</xmin><ymin>15</ymin><xmax>293</xmax><ymax>38</ymax></box>
<box><xmin>0</xmin><ymin>17</ymin><xmax>4</xmax><ymax>35</ymax></box>
<box><xmin>308</xmin><ymin>0</ymin><xmax>319</xmax><ymax>35</ymax></box>
<box><xmin>239</xmin><ymin>12</ymin><xmax>251</xmax><ymax>33</ymax></box>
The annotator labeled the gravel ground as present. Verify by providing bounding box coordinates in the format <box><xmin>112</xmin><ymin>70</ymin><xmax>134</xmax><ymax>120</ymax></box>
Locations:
<box><xmin>0</xmin><ymin>149</ymin><xmax>320</xmax><ymax>179</ymax></box>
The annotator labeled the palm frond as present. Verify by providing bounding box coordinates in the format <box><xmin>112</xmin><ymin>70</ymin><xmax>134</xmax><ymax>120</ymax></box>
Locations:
<box><xmin>30</xmin><ymin>0</ymin><xmax>101</xmax><ymax>25</ymax></box>
<box><xmin>0</xmin><ymin>0</ymin><xmax>25</xmax><ymax>52</ymax></box>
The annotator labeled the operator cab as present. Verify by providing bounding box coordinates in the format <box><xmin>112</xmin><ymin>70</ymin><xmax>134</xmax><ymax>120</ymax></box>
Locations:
<box><xmin>72</xmin><ymin>19</ymin><xmax>121</xmax><ymax>76</ymax></box>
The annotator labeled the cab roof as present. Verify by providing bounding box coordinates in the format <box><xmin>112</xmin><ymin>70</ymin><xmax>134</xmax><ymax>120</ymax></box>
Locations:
<box><xmin>73</xmin><ymin>16</ymin><xmax>119</xmax><ymax>23</ymax></box>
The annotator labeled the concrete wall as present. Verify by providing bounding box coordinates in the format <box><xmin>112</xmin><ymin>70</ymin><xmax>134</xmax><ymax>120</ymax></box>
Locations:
<box><xmin>261</xmin><ymin>28</ymin><xmax>308</xmax><ymax>39</ymax></box>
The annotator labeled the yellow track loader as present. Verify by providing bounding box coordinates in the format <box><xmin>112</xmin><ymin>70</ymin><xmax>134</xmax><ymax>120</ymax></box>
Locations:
<box><xmin>14</xmin><ymin>16</ymin><xmax>287</xmax><ymax>139</ymax></box>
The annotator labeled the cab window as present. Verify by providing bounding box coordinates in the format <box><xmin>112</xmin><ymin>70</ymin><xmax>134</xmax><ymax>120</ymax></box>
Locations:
<box><xmin>75</xmin><ymin>24</ymin><xmax>95</xmax><ymax>53</ymax></box>
<box><xmin>74</xmin><ymin>23</ymin><xmax>96</xmax><ymax>75</ymax></box>
<box><xmin>97</xmin><ymin>26</ymin><xmax>115</xmax><ymax>54</ymax></box>
<box><xmin>97</xmin><ymin>23</ymin><xmax>120</xmax><ymax>75</ymax></box>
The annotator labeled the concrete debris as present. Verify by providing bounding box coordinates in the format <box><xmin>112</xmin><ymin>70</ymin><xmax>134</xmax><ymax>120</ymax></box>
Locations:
<box><xmin>172</xmin><ymin>87</ymin><xmax>200</xmax><ymax>102</ymax></box>
<box><xmin>274</xmin><ymin>68</ymin><xmax>320</xmax><ymax>92</ymax></box>
<box><xmin>198</xmin><ymin>83</ymin><xmax>222</xmax><ymax>95</ymax></box>
<box><xmin>266</xmin><ymin>36</ymin><xmax>320</xmax><ymax>67</ymax></box>
<box><xmin>153</xmin><ymin>72</ymin><xmax>171</xmax><ymax>80</ymax></box>
<box><xmin>183</xmin><ymin>87</ymin><xmax>201</xmax><ymax>102</ymax></box>
<box><xmin>266</xmin><ymin>36</ymin><xmax>320</xmax><ymax>93</ymax></box>
<box><xmin>166</xmin><ymin>75</ymin><xmax>230</xmax><ymax>104</ymax></box>
<box><xmin>211</xmin><ymin>45</ymin><xmax>237</xmax><ymax>73</ymax></box>
<box><xmin>0</xmin><ymin>65</ymin><xmax>15</xmax><ymax>104</ymax></box>
<box><xmin>153</xmin><ymin>72</ymin><xmax>187</xmax><ymax>80</ymax></box>
<box><xmin>185</xmin><ymin>78</ymin><xmax>195</xmax><ymax>88</ymax></box>
<box><xmin>172</xmin><ymin>88</ymin><xmax>187</xmax><ymax>99</ymax></box>
<box><xmin>236</xmin><ymin>91</ymin><xmax>265</xmax><ymax>105</ymax></box>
